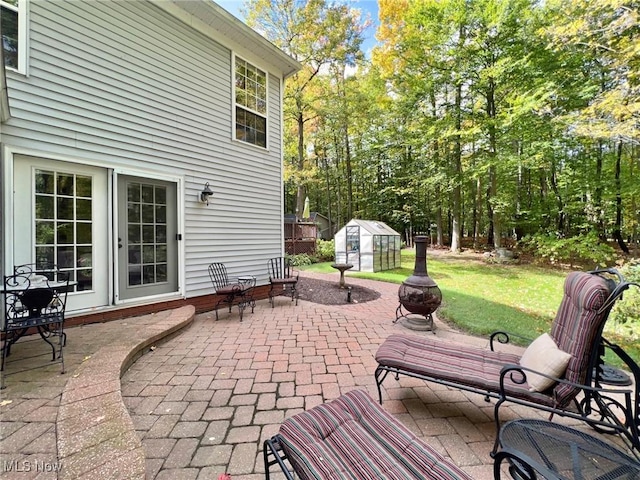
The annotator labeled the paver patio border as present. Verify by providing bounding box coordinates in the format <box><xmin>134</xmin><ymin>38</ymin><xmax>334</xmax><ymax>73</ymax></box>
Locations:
<box><xmin>56</xmin><ymin>305</ymin><xmax>195</xmax><ymax>480</ymax></box>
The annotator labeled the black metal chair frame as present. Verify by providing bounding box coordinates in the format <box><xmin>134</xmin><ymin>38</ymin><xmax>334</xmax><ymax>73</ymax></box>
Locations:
<box><xmin>207</xmin><ymin>263</ymin><xmax>255</xmax><ymax>321</ymax></box>
<box><xmin>263</xmin><ymin>435</ymin><xmax>295</xmax><ymax>480</ymax></box>
<box><xmin>374</xmin><ymin>268</ymin><xmax>640</xmax><ymax>456</ymax></box>
<box><xmin>267</xmin><ymin>257</ymin><xmax>299</xmax><ymax>308</ymax></box>
<box><xmin>2</xmin><ymin>264</ymin><xmax>69</xmax><ymax>388</ymax></box>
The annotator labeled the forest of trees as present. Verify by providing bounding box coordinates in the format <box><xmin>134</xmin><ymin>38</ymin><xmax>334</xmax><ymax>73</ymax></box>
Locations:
<box><xmin>244</xmin><ymin>0</ymin><xmax>639</xmax><ymax>255</ymax></box>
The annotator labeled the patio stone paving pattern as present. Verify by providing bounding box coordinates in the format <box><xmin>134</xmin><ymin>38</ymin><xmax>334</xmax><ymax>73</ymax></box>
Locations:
<box><xmin>1</xmin><ymin>270</ymin><xmax>628</xmax><ymax>479</ymax></box>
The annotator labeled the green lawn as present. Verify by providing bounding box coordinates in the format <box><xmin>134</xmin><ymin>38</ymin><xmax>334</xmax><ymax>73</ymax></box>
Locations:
<box><xmin>301</xmin><ymin>251</ymin><xmax>639</xmax><ymax>367</ymax></box>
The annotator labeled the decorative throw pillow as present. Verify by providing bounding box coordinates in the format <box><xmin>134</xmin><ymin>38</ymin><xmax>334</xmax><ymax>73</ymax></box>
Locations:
<box><xmin>519</xmin><ymin>333</ymin><xmax>572</xmax><ymax>392</ymax></box>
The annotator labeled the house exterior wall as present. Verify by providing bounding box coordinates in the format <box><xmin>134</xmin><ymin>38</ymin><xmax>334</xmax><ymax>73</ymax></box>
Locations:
<box><xmin>1</xmin><ymin>0</ymin><xmax>288</xmax><ymax>314</ymax></box>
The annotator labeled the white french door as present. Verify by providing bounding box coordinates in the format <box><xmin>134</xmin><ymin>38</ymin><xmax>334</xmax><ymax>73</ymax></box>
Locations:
<box><xmin>12</xmin><ymin>156</ymin><xmax>110</xmax><ymax>311</ymax></box>
<box><xmin>116</xmin><ymin>175</ymin><xmax>178</xmax><ymax>301</ymax></box>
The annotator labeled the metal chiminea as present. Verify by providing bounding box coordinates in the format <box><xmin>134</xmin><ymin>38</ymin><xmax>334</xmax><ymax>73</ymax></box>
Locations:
<box><xmin>395</xmin><ymin>235</ymin><xmax>442</xmax><ymax>331</ymax></box>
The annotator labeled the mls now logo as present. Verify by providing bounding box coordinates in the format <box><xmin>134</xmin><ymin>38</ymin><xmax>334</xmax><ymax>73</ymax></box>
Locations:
<box><xmin>2</xmin><ymin>459</ymin><xmax>62</xmax><ymax>472</ymax></box>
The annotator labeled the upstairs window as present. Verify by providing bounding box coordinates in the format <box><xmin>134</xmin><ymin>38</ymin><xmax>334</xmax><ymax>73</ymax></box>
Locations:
<box><xmin>1</xmin><ymin>0</ymin><xmax>26</xmax><ymax>73</ymax></box>
<box><xmin>234</xmin><ymin>56</ymin><xmax>267</xmax><ymax>148</ymax></box>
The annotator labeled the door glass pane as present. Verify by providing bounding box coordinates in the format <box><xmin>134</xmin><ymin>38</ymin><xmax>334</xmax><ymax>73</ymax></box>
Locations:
<box><xmin>76</xmin><ymin>199</ymin><xmax>91</xmax><ymax>220</ymax></box>
<box><xmin>35</xmin><ymin>196</ymin><xmax>54</xmax><ymax>219</ymax></box>
<box><xmin>126</xmin><ymin>181</ymin><xmax>169</xmax><ymax>286</ymax></box>
<box><xmin>57</xmin><ymin>197</ymin><xmax>74</xmax><ymax>220</ymax></box>
<box><xmin>33</xmin><ymin>169</ymin><xmax>93</xmax><ymax>292</ymax></box>
<box><xmin>35</xmin><ymin>171</ymin><xmax>54</xmax><ymax>194</ymax></box>
<box><xmin>57</xmin><ymin>174</ymin><xmax>74</xmax><ymax>196</ymax></box>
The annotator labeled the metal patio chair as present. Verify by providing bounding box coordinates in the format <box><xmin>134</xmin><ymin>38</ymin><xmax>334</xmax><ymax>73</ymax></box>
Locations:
<box><xmin>2</xmin><ymin>264</ymin><xmax>70</xmax><ymax>388</ymax></box>
<box><xmin>375</xmin><ymin>268</ymin><xmax>640</xmax><ymax>455</ymax></box>
<box><xmin>207</xmin><ymin>262</ymin><xmax>255</xmax><ymax>321</ymax></box>
<box><xmin>267</xmin><ymin>257</ymin><xmax>299</xmax><ymax>308</ymax></box>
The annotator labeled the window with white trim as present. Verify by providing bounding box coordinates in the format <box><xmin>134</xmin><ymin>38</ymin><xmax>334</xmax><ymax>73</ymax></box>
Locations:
<box><xmin>1</xmin><ymin>0</ymin><xmax>26</xmax><ymax>73</ymax></box>
<box><xmin>234</xmin><ymin>56</ymin><xmax>267</xmax><ymax>148</ymax></box>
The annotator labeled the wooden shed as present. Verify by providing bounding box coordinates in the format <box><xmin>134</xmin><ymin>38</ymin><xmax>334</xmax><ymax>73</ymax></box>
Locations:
<box><xmin>334</xmin><ymin>219</ymin><xmax>401</xmax><ymax>272</ymax></box>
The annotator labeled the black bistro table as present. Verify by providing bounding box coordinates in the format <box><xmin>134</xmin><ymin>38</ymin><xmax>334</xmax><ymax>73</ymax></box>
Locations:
<box><xmin>494</xmin><ymin>419</ymin><xmax>640</xmax><ymax>480</ymax></box>
<box><xmin>1</xmin><ymin>273</ymin><xmax>76</xmax><ymax>388</ymax></box>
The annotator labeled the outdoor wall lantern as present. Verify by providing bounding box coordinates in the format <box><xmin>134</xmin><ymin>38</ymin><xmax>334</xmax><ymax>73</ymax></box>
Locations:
<box><xmin>200</xmin><ymin>182</ymin><xmax>213</xmax><ymax>205</ymax></box>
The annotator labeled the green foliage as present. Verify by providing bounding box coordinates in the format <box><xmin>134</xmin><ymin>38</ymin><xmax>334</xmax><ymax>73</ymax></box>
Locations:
<box><xmin>301</xmin><ymin>254</ymin><xmax>639</xmax><ymax>365</ymax></box>
<box><xmin>246</xmin><ymin>0</ymin><xmax>640</xmax><ymax>253</ymax></box>
<box><xmin>315</xmin><ymin>239</ymin><xmax>335</xmax><ymax>261</ymax></box>
<box><xmin>607</xmin><ymin>259</ymin><xmax>640</xmax><ymax>340</ymax></box>
<box><xmin>287</xmin><ymin>253</ymin><xmax>314</xmax><ymax>266</ymax></box>
<box><xmin>519</xmin><ymin>232</ymin><xmax>616</xmax><ymax>268</ymax></box>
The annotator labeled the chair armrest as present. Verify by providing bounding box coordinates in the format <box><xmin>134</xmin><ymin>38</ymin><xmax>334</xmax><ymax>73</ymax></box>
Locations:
<box><xmin>496</xmin><ymin>362</ymin><xmax>637</xmax><ymax>442</ymax></box>
<box><xmin>499</xmin><ymin>363</ymin><xmax>633</xmax><ymax>397</ymax></box>
<box><xmin>489</xmin><ymin>331</ymin><xmax>533</xmax><ymax>351</ymax></box>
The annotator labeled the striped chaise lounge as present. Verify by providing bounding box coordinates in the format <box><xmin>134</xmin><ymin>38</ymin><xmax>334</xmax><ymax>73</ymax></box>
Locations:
<box><xmin>263</xmin><ymin>389</ymin><xmax>473</xmax><ymax>479</ymax></box>
<box><xmin>375</xmin><ymin>268</ymin><xmax>640</xmax><ymax>454</ymax></box>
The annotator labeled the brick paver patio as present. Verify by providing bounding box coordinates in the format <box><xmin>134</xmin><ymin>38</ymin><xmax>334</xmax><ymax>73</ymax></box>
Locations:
<box><xmin>1</xmin><ymin>270</ymin><xmax>623</xmax><ymax>479</ymax></box>
<box><xmin>121</xmin><ymin>272</ymin><xmax>520</xmax><ymax>480</ymax></box>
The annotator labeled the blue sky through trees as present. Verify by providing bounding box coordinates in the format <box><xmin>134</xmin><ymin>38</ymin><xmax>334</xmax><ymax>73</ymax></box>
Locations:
<box><xmin>217</xmin><ymin>0</ymin><xmax>380</xmax><ymax>57</ymax></box>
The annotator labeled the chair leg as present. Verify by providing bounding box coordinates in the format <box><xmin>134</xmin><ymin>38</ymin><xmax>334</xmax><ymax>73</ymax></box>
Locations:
<box><xmin>269</xmin><ymin>284</ymin><xmax>275</xmax><ymax>308</ymax></box>
<box><xmin>238</xmin><ymin>295</ymin><xmax>245</xmax><ymax>322</ymax></box>
<box><xmin>1</xmin><ymin>335</ymin><xmax>9</xmax><ymax>390</ymax></box>
<box><xmin>263</xmin><ymin>436</ymin><xmax>295</xmax><ymax>480</ymax></box>
<box><xmin>57</xmin><ymin>323</ymin><xmax>65</xmax><ymax>374</ymax></box>
<box><xmin>491</xmin><ymin>397</ymin><xmax>507</xmax><ymax>456</ymax></box>
<box><xmin>37</xmin><ymin>326</ymin><xmax>57</xmax><ymax>361</ymax></box>
<box><xmin>375</xmin><ymin>366</ymin><xmax>389</xmax><ymax>404</ymax></box>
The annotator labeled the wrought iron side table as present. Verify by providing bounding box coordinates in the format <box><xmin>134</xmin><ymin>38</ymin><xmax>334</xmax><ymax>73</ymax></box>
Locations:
<box><xmin>494</xmin><ymin>419</ymin><xmax>640</xmax><ymax>479</ymax></box>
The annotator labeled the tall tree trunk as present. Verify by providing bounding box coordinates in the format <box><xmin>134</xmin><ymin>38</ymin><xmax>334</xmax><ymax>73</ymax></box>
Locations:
<box><xmin>487</xmin><ymin>76</ymin><xmax>501</xmax><ymax>249</ymax></box>
<box><xmin>436</xmin><ymin>192</ymin><xmax>444</xmax><ymax>247</ymax></box>
<box><xmin>595</xmin><ymin>140</ymin><xmax>604</xmax><ymax>238</ymax></box>
<box><xmin>613</xmin><ymin>142</ymin><xmax>629</xmax><ymax>253</ymax></box>
<box><xmin>344</xmin><ymin>126</ymin><xmax>353</xmax><ymax>220</ymax></box>
<box><xmin>486</xmin><ymin>180</ymin><xmax>494</xmax><ymax>246</ymax></box>
<box><xmin>550</xmin><ymin>160</ymin><xmax>565</xmax><ymax>233</ymax></box>
<box><xmin>451</xmin><ymin>80</ymin><xmax>463</xmax><ymax>252</ymax></box>
<box><xmin>321</xmin><ymin>152</ymin><xmax>333</xmax><ymax>236</ymax></box>
<box><xmin>296</xmin><ymin>109</ymin><xmax>306</xmax><ymax>219</ymax></box>
<box><xmin>474</xmin><ymin>175</ymin><xmax>482</xmax><ymax>249</ymax></box>
<box><xmin>631</xmin><ymin>145</ymin><xmax>638</xmax><ymax>243</ymax></box>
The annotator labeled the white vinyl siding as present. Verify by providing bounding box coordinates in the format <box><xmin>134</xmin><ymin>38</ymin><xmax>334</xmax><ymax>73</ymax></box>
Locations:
<box><xmin>2</xmin><ymin>0</ymin><xmax>286</xmax><ymax>300</ymax></box>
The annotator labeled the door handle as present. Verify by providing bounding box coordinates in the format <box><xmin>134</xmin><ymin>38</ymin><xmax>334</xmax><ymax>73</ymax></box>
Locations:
<box><xmin>118</xmin><ymin>237</ymin><xmax>123</xmax><ymax>249</ymax></box>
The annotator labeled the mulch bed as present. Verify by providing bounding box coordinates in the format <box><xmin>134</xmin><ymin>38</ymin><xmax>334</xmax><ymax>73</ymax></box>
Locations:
<box><xmin>294</xmin><ymin>277</ymin><xmax>381</xmax><ymax>305</ymax></box>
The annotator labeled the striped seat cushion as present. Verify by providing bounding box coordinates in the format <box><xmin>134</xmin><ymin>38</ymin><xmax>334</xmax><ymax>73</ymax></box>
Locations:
<box><xmin>278</xmin><ymin>389</ymin><xmax>473</xmax><ymax>480</ymax></box>
<box><xmin>550</xmin><ymin>271</ymin><xmax>612</xmax><ymax>405</ymax></box>
<box><xmin>270</xmin><ymin>278</ymin><xmax>298</xmax><ymax>285</ymax></box>
<box><xmin>376</xmin><ymin>271</ymin><xmax>613</xmax><ymax>408</ymax></box>
<box><xmin>375</xmin><ymin>334</ymin><xmax>554</xmax><ymax>405</ymax></box>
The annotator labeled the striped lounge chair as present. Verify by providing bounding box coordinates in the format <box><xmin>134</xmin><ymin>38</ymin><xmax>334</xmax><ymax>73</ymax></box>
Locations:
<box><xmin>263</xmin><ymin>389</ymin><xmax>473</xmax><ymax>479</ymax></box>
<box><xmin>375</xmin><ymin>268</ymin><xmax>640</xmax><ymax>455</ymax></box>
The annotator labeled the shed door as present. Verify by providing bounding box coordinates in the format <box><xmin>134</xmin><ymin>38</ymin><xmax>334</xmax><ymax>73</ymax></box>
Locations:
<box><xmin>116</xmin><ymin>175</ymin><xmax>178</xmax><ymax>300</ymax></box>
<box><xmin>346</xmin><ymin>225</ymin><xmax>360</xmax><ymax>271</ymax></box>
